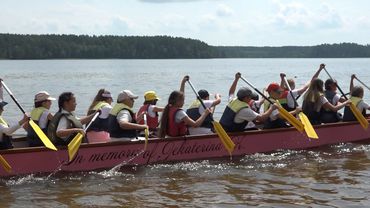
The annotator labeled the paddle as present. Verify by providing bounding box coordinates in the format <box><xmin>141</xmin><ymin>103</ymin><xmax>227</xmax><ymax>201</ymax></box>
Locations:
<box><xmin>323</xmin><ymin>68</ymin><xmax>368</xmax><ymax>129</ymax></box>
<box><xmin>143</xmin><ymin>113</ymin><xmax>149</xmax><ymax>150</ymax></box>
<box><xmin>354</xmin><ymin>77</ymin><xmax>370</xmax><ymax>92</ymax></box>
<box><xmin>0</xmin><ymin>80</ymin><xmax>57</xmax><ymax>151</ymax></box>
<box><xmin>283</xmin><ymin>77</ymin><xmax>318</xmax><ymax>139</ymax></box>
<box><xmin>239</xmin><ymin>76</ymin><xmax>304</xmax><ymax>132</ymax></box>
<box><xmin>187</xmin><ymin>80</ymin><xmax>235</xmax><ymax>155</ymax></box>
<box><xmin>0</xmin><ymin>155</ymin><xmax>11</xmax><ymax>173</ymax></box>
<box><xmin>68</xmin><ymin>111</ymin><xmax>100</xmax><ymax>161</ymax></box>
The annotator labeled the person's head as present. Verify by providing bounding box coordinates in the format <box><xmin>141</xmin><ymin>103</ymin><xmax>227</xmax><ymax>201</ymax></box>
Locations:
<box><xmin>117</xmin><ymin>90</ymin><xmax>139</xmax><ymax>108</ymax></box>
<box><xmin>266</xmin><ymin>83</ymin><xmax>283</xmax><ymax>99</ymax></box>
<box><xmin>198</xmin><ymin>89</ymin><xmax>209</xmax><ymax>100</ymax></box>
<box><xmin>310</xmin><ymin>78</ymin><xmax>324</xmax><ymax>93</ymax></box>
<box><xmin>324</xmin><ymin>79</ymin><xmax>337</xmax><ymax>91</ymax></box>
<box><xmin>351</xmin><ymin>86</ymin><xmax>364</xmax><ymax>98</ymax></box>
<box><xmin>94</xmin><ymin>88</ymin><xmax>113</xmax><ymax>104</ymax></box>
<box><xmin>143</xmin><ymin>91</ymin><xmax>160</xmax><ymax>105</ymax></box>
<box><xmin>287</xmin><ymin>79</ymin><xmax>296</xmax><ymax>90</ymax></box>
<box><xmin>34</xmin><ymin>91</ymin><xmax>56</xmax><ymax>109</ymax></box>
<box><xmin>303</xmin><ymin>78</ymin><xmax>324</xmax><ymax>111</ymax></box>
<box><xmin>58</xmin><ymin>92</ymin><xmax>76</xmax><ymax>112</ymax></box>
<box><xmin>0</xmin><ymin>101</ymin><xmax>8</xmax><ymax>115</ymax></box>
<box><xmin>236</xmin><ymin>87</ymin><xmax>256</xmax><ymax>102</ymax></box>
<box><xmin>167</xmin><ymin>91</ymin><xmax>185</xmax><ymax>108</ymax></box>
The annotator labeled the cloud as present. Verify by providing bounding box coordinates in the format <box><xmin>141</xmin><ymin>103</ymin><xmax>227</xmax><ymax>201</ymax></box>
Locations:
<box><xmin>216</xmin><ymin>4</ymin><xmax>233</xmax><ymax>17</ymax></box>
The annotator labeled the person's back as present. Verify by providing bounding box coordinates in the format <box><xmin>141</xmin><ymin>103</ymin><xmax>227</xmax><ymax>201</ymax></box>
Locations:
<box><xmin>343</xmin><ymin>75</ymin><xmax>370</xmax><ymax>121</ymax></box>
<box><xmin>321</xmin><ymin>79</ymin><xmax>342</xmax><ymax>123</ymax></box>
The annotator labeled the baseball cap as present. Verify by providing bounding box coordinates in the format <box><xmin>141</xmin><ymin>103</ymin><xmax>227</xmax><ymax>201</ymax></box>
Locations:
<box><xmin>102</xmin><ymin>90</ymin><xmax>113</xmax><ymax>99</ymax></box>
<box><xmin>0</xmin><ymin>101</ymin><xmax>8</xmax><ymax>109</ymax></box>
<box><xmin>237</xmin><ymin>87</ymin><xmax>257</xmax><ymax>100</ymax></box>
<box><xmin>34</xmin><ymin>91</ymin><xmax>56</xmax><ymax>103</ymax></box>
<box><xmin>144</xmin><ymin>91</ymin><xmax>160</xmax><ymax>101</ymax></box>
<box><xmin>117</xmin><ymin>90</ymin><xmax>139</xmax><ymax>102</ymax></box>
<box><xmin>266</xmin><ymin>83</ymin><xmax>282</xmax><ymax>93</ymax></box>
<box><xmin>198</xmin><ymin>89</ymin><xmax>209</xmax><ymax>99</ymax></box>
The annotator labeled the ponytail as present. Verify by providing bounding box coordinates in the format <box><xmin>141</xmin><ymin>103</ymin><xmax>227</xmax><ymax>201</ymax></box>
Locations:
<box><xmin>158</xmin><ymin>91</ymin><xmax>184</xmax><ymax>138</ymax></box>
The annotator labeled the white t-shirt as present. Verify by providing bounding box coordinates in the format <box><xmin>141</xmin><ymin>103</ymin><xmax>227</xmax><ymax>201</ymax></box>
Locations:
<box><xmin>38</xmin><ymin>110</ymin><xmax>50</xmax><ymax>129</ymax></box>
<box><xmin>175</xmin><ymin>109</ymin><xmax>187</xmax><ymax>123</ymax></box>
<box><xmin>117</xmin><ymin>109</ymin><xmax>133</xmax><ymax>123</ymax></box>
<box><xmin>0</xmin><ymin>122</ymin><xmax>20</xmax><ymax>142</ymax></box>
<box><xmin>147</xmin><ymin>105</ymin><xmax>157</xmax><ymax>118</ymax></box>
<box><xmin>99</xmin><ymin>105</ymin><xmax>113</xmax><ymax>119</ymax></box>
<box><xmin>229</xmin><ymin>95</ymin><xmax>259</xmax><ymax>128</ymax></box>
<box><xmin>286</xmin><ymin>90</ymin><xmax>300</xmax><ymax>109</ymax></box>
<box><xmin>357</xmin><ymin>100</ymin><xmax>370</xmax><ymax>112</ymax></box>
<box><xmin>197</xmin><ymin>100</ymin><xmax>213</xmax><ymax>114</ymax></box>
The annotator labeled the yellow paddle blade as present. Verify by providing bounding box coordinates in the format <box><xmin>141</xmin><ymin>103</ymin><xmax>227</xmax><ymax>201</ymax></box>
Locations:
<box><xmin>144</xmin><ymin>128</ymin><xmax>149</xmax><ymax>150</ymax></box>
<box><xmin>349</xmin><ymin>103</ymin><xmax>369</xmax><ymax>130</ymax></box>
<box><xmin>212</xmin><ymin>121</ymin><xmax>235</xmax><ymax>155</ymax></box>
<box><xmin>29</xmin><ymin>120</ymin><xmax>57</xmax><ymax>151</ymax></box>
<box><xmin>0</xmin><ymin>155</ymin><xmax>12</xmax><ymax>173</ymax></box>
<box><xmin>67</xmin><ymin>133</ymin><xmax>83</xmax><ymax>162</ymax></box>
<box><xmin>277</xmin><ymin>106</ymin><xmax>304</xmax><ymax>132</ymax></box>
<box><xmin>299</xmin><ymin>112</ymin><xmax>318</xmax><ymax>139</ymax></box>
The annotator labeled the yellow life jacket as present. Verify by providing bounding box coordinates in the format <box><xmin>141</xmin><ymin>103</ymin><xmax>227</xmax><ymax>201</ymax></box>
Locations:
<box><xmin>31</xmin><ymin>107</ymin><xmax>48</xmax><ymax>121</ymax></box>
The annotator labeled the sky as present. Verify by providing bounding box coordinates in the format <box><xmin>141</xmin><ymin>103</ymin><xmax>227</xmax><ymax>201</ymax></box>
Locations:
<box><xmin>1</xmin><ymin>0</ymin><xmax>370</xmax><ymax>46</ymax></box>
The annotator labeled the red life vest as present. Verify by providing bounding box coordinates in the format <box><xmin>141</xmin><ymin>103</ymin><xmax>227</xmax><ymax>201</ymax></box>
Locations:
<box><xmin>167</xmin><ymin>106</ymin><xmax>187</xmax><ymax>137</ymax></box>
<box><xmin>137</xmin><ymin>104</ymin><xmax>159</xmax><ymax>130</ymax></box>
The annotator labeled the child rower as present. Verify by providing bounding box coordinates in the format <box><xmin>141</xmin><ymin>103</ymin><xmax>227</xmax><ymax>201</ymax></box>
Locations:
<box><xmin>137</xmin><ymin>91</ymin><xmax>164</xmax><ymax>135</ymax></box>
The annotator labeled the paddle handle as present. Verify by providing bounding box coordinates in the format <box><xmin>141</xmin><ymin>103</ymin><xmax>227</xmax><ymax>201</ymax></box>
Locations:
<box><xmin>239</xmin><ymin>76</ymin><xmax>274</xmax><ymax>105</ymax></box>
<box><xmin>143</xmin><ymin>113</ymin><xmax>148</xmax><ymax>125</ymax></box>
<box><xmin>323</xmin><ymin>68</ymin><xmax>348</xmax><ymax>100</ymax></box>
<box><xmin>0</xmin><ymin>81</ymin><xmax>26</xmax><ymax>114</ymax></box>
<box><xmin>283</xmin><ymin>77</ymin><xmax>299</xmax><ymax>108</ymax></box>
<box><xmin>84</xmin><ymin>112</ymin><xmax>100</xmax><ymax>133</ymax></box>
<box><xmin>355</xmin><ymin>77</ymin><xmax>370</xmax><ymax>92</ymax></box>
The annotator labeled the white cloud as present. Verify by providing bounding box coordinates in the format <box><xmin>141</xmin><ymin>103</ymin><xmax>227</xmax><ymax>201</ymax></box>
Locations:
<box><xmin>216</xmin><ymin>4</ymin><xmax>233</xmax><ymax>17</ymax></box>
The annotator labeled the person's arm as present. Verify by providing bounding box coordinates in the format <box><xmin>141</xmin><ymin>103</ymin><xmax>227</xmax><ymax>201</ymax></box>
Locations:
<box><xmin>295</xmin><ymin>64</ymin><xmax>325</xmax><ymax>95</ymax></box>
<box><xmin>152</xmin><ymin>106</ymin><xmax>164</xmax><ymax>112</ymax></box>
<box><xmin>56</xmin><ymin>116</ymin><xmax>84</xmax><ymax>138</ymax></box>
<box><xmin>182</xmin><ymin>108</ymin><xmax>211</xmax><ymax>127</ymax></box>
<box><xmin>79</xmin><ymin>112</ymin><xmax>98</xmax><ymax>125</ymax></box>
<box><xmin>229</xmin><ymin>72</ymin><xmax>241</xmax><ymax>96</ymax></box>
<box><xmin>180</xmin><ymin>75</ymin><xmax>189</xmax><ymax>93</ymax></box>
<box><xmin>1</xmin><ymin>114</ymin><xmax>29</xmax><ymax>135</ymax></box>
<box><xmin>211</xmin><ymin>93</ymin><xmax>221</xmax><ymax>107</ymax></box>
<box><xmin>255</xmin><ymin>104</ymin><xmax>278</xmax><ymax>122</ymax></box>
<box><xmin>280</xmin><ymin>73</ymin><xmax>286</xmax><ymax>89</ymax></box>
<box><xmin>323</xmin><ymin>100</ymin><xmax>350</xmax><ymax>112</ymax></box>
<box><xmin>118</xmin><ymin>110</ymin><xmax>147</xmax><ymax>130</ymax></box>
<box><xmin>350</xmin><ymin>74</ymin><xmax>356</xmax><ymax>93</ymax></box>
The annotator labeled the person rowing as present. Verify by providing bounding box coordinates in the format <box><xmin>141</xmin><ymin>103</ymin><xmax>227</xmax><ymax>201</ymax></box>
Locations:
<box><xmin>158</xmin><ymin>76</ymin><xmax>211</xmax><ymax>138</ymax></box>
<box><xmin>220</xmin><ymin>72</ymin><xmax>277</xmax><ymax>132</ymax></box>
<box><xmin>321</xmin><ymin>76</ymin><xmax>347</xmax><ymax>123</ymax></box>
<box><xmin>48</xmin><ymin>92</ymin><xmax>96</xmax><ymax>146</ymax></box>
<box><xmin>302</xmin><ymin>78</ymin><xmax>350</xmax><ymax>125</ymax></box>
<box><xmin>343</xmin><ymin>74</ymin><xmax>370</xmax><ymax>121</ymax></box>
<box><xmin>0</xmin><ymin>80</ymin><xmax>29</xmax><ymax>150</ymax></box>
<box><xmin>108</xmin><ymin>90</ymin><xmax>148</xmax><ymax>140</ymax></box>
<box><xmin>137</xmin><ymin>91</ymin><xmax>163</xmax><ymax>135</ymax></box>
<box><xmin>279</xmin><ymin>63</ymin><xmax>325</xmax><ymax>111</ymax></box>
<box><xmin>262</xmin><ymin>82</ymin><xmax>301</xmax><ymax>129</ymax></box>
<box><xmin>26</xmin><ymin>91</ymin><xmax>56</xmax><ymax>147</ymax></box>
<box><xmin>86</xmin><ymin>89</ymin><xmax>113</xmax><ymax>143</ymax></box>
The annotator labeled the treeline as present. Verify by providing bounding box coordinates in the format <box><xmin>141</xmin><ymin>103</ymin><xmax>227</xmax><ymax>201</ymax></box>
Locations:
<box><xmin>1</xmin><ymin>33</ymin><xmax>370</xmax><ymax>59</ymax></box>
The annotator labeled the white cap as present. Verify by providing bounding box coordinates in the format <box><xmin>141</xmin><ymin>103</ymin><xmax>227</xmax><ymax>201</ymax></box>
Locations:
<box><xmin>34</xmin><ymin>91</ymin><xmax>56</xmax><ymax>103</ymax></box>
<box><xmin>117</xmin><ymin>90</ymin><xmax>139</xmax><ymax>102</ymax></box>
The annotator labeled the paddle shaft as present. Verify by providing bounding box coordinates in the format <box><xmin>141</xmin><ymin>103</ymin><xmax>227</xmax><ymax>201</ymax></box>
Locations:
<box><xmin>84</xmin><ymin>112</ymin><xmax>100</xmax><ymax>133</ymax></box>
<box><xmin>283</xmin><ymin>77</ymin><xmax>299</xmax><ymax>108</ymax></box>
<box><xmin>239</xmin><ymin>76</ymin><xmax>274</xmax><ymax>105</ymax></box>
<box><xmin>187</xmin><ymin>80</ymin><xmax>214</xmax><ymax>121</ymax></box>
<box><xmin>355</xmin><ymin>77</ymin><xmax>370</xmax><ymax>92</ymax></box>
<box><xmin>0</xmin><ymin>81</ymin><xmax>26</xmax><ymax>114</ymax></box>
<box><xmin>323</xmin><ymin>68</ymin><xmax>348</xmax><ymax>100</ymax></box>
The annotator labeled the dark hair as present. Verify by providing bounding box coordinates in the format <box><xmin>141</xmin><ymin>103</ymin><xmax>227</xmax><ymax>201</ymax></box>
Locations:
<box><xmin>143</xmin><ymin>100</ymin><xmax>158</xmax><ymax>105</ymax></box>
<box><xmin>158</xmin><ymin>91</ymin><xmax>184</xmax><ymax>138</ymax></box>
<box><xmin>34</xmin><ymin>101</ymin><xmax>44</xmax><ymax>108</ymax></box>
<box><xmin>351</xmin><ymin>86</ymin><xmax>364</xmax><ymax>98</ymax></box>
<box><xmin>58</xmin><ymin>92</ymin><xmax>74</xmax><ymax>112</ymax></box>
<box><xmin>87</xmin><ymin>89</ymin><xmax>112</xmax><ymax>115</ymax></box>
<box><xmin>324</xmin><ymin>79</ymin><xmax>336</xmax><ymax>91</ymax></box>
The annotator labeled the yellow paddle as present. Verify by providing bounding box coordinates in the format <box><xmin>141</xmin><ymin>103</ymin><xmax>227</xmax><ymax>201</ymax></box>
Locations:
<box><xmin>68</xmin><ymin>111</ymin><xmax>100</xmax><ymax>161</ymax></box>
<box><xmin>187</xmin><ymin>80</ymin><xmax>235</xmax><ymax>155</ymax></box>
<box><xmin>0</xmin><ymin>155</ymin><xmax>11</xmax><ymax>173</ymax></box>
<box><xmin>283</xmin><ymin>77</ymin><xmax>318</xmax><ymax>139</ymax></box>
<box><xmin>0</xmin><ymin>80</ymin><xmax>57</xmax><ymax>151</ymax></box>
<box><xmin>143</xmin><ymin>113</ymin><xmax>149</xmax><ymax>150</ymax></box>
<box><xmin>323</xmin><ymin>68</ymin><xmax>368</xmax><ymax>130</ymax></box>
<box><xmin>240</xmin><ymin>76</ymin><xmax>304</xmax><ymax>132</ymax></box>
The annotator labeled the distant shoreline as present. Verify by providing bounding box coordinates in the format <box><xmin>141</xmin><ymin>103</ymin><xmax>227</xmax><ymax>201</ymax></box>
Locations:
<box><xmin>1</xmin><ymin>33</ymin><xmax>370</xmax><ymax>59</ymax></box>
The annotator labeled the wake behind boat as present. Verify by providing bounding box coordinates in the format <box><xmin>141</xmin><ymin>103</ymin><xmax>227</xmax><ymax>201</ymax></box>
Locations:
<box><xmin>1</xmin><ymin>118</ymin><xmax>370</xmax><ymax>177</ymax></box>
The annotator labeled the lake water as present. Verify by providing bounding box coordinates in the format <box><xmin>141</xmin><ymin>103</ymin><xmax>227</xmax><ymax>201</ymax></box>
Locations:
<box><xmin>1</xmin><ymin>59</ymin><xmax>370</xmax><ymax>207</ymax></box>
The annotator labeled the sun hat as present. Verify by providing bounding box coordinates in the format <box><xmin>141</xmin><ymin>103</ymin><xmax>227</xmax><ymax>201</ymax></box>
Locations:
<box><xmin>144</xmin><ymin>91</ymin><xmax>160</xmax><ymax>101</ymax></box>
<box><xmin>34</xmin><ymin>91</ymin><xmax>56</xmax><ymax>103</ymax></box>
<box><xmin>117</xmin><ymin>90</ymin><xmax>139</xmax><ymax>102</ymax></box>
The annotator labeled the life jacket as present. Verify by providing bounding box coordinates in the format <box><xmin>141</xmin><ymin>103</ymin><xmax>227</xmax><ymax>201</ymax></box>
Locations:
<box><xmin>108</xmin><ymin>103</ymin><xmax>138</xmax><ymax>138</ymax></box>
<box><xmin>0</xmin><ymin>117</ymin><xmax>13</xmax><ymax>150</ymax></box>
<box><xmin>219</xmin><ymin>98</ymin><xmax>250</xmax><ymax>132</ymax></box>
<box><xmin>278</xmin><ymin>90</ymin><xmax>295</xmax><ymax>112</ymax></box>
<box><xmin>343</xmin><ymin>96</ymin><xmax>366</xmax><ymax>121</ymax></box>
<box><xmin>302</xmin><ymin>93</ymin><xmax>323</xmax><ymax>125</ymax></box>
<box><xmin>87</xmin><ymin>101</ymin><xmax>110</xmax><ymax>132</ymax></box>
<box><xmin>321</xmin><ymin>90</ymin><xmax>340</xmax><ymax>123</ymax></box>
<box><xmin>27</xmin><ymin>107</ymin><xmax>49</xmax><ymax>147</ymax></box>
<box><xmin>47</xmin><ymin>111</ymin><xmax>83</xmax><ymax>146</ymax></box>
<box><xmin>137</xmin><ymin>104</ymin><xmax>159</xmax><ymax>131</ymax></box>
<box><xmin>263</xmin><ymin>98</ymin><xmax>289</xmax><ymax>129</ymax></box>
<box><xmin>167</xmin><ymin>106</ymin><xmax>187</xmax><ymax>137</ymax></box>
<box><xmin>186</xmin><ymin>100</ymin><xmax>213</xmax><ymax>129</ymax></box>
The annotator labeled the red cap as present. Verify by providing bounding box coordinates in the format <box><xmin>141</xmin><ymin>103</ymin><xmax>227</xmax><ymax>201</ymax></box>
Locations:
<box><xmin>266</xmin><ymin>83</ymin><xmax>281</xmax><ymax>93</ymax></box>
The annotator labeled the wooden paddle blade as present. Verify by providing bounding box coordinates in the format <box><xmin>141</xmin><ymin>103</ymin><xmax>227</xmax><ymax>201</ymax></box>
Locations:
<box><xmin>298</xmin><ymin>112</ymin><xmax>318</xmax><ymax>139</ymax></box>
<box><xmin>29</xmin><ymin>120</ymin><xmax>57</xmax><ymax>151</ymax></box>
<box><xmin>144</xmin><ymin>128</ymin><xmax>149</xmax><ymax>150</ymax></box>
<box><xmin>212</xmin><ymin>121</ymin><xmax>235</xmax><ymax>155</ymax></box>
<box><xmin>349</xmin><ymin>103</ymin><xmax>369</xmax><ymax>130</ymax></box>
<box><xmin>68</xmin><ymin>133</ymin><xmax>83</xmax><ymax>162</ymax></box>
<box><xmin>0</xmin><ymin>155</ymin><xmax>12</xmax><ymax>173</ymax></box>
<box><xmin>277</xmin><ymin>106</ymin><xmax>304</xmax><ymax>132</ymax></box>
